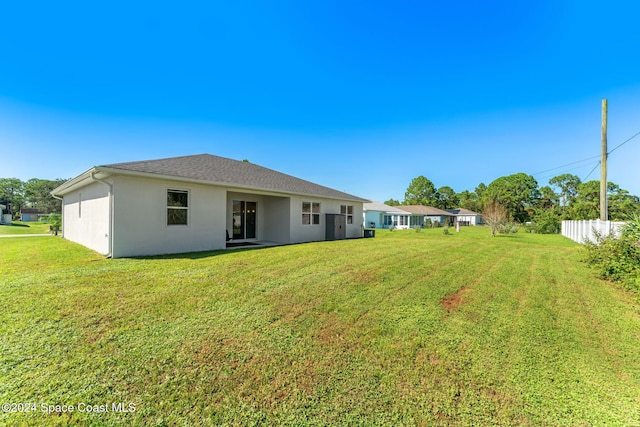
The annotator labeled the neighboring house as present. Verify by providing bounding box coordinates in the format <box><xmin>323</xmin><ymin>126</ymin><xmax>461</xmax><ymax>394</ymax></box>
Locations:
<box><xmin>20</xmin><ymin>208</ymin><xmax>45</xmax><ymax>222</ymax></box>
<box><xmin>0</xmin><ymin>203</ymin><xmax>6</xmax><ymax>224</ymax></box>
<box><xmin>51</xmin><ymin>154</ymin><xmax>369</xmax><ymax>258</ymax></box>
<box><xmin>399</xmin><ymin>205</ymin><xmax>457</xmax><ymax>227</ymax></box>
<box><xmin>363</xmin><ymin>202</ymin><xmax>411</xmax><ymax>229</ymax></box>
<box><xmin>446</xmin><ymin>208</ymin><xmax>484</xmax><ymax>226</ymax></box>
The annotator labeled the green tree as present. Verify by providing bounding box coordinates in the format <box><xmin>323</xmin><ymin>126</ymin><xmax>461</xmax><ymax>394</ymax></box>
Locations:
<box><xmin>474</xmin><ymin>183</ymin><xmax>487</xmax><ymax>212</ymax></box>
<box><xmin>549</xmin><ymin>174</ymin><xmax>581</xmax><ymax>213</ymax></box>
<box><xmin>608</xmin><ymin>187</ymin><xmax>640</xmax><ymax>221</ymax></box>
<box><xmin>24</xmin><ymin>178</ymin><xmax>66</xmax><ymax>214</ymax></box>
<box><xmin>0</xmin><ymin>178</ymin><xmax>25</xmax><ymax>215</ymax></box>
<box><xmin>537</xmin><ymin>185</ymin><xmax>559</xmax><ymax>210</ymax></box>
<box><xmin>565</xmin><ymin>180</ymin><xmax>639</xmax><ymax>220</ymax></box>
<box><xmin>384</xmin><ymin>198</ymin><xmax>400</xmax><ymax>206</ymax></box>
<box><xmin>435</xmin><ymin>186</ymin><xmax>459</xmax><ymax>209</ymax></box>
<box><xmin>483</xmin><ymin>173</ymin><xmax>540</xmax><ymax>223</ymax></box>
<box><xmin>404</xmin><ymin>176</ymin><xmax>437</xmax><ymax>206</ymax></box>
<box><xmin>567</xmin><ymin>180</ymin><xmax>600</xmax><ymax>219</ymax></box>
<box><xmin>457</xmin><ymin>190</ymin><xmax>480</xmax><ymax>212</ymax></box>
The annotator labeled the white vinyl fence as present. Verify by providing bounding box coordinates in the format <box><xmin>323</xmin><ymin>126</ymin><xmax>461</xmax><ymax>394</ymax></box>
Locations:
<box><xmin>561</xmin><ymin>219</ymin><xmax>626</xmax><ymax>244</ymax></box>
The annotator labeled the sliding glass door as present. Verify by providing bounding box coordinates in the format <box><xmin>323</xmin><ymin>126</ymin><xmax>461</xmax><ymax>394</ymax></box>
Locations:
<box><xmin>232</xmin><ymin>200</ymin><xmax>257</xmax><ymax>239</ymax></box>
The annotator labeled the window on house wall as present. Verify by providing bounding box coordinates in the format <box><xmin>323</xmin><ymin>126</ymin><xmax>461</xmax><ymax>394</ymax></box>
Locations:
<box><xmin>302</xmin><ymin>202</ymin><xmax>320</xmax><ymax>225</ymax></box>
<box><xmin>340</xmin><ymin>205</ymin><xmax>354</xmax><ymax>224</ymax></box>
<box><xmin>167</xmin><ymin>189</ymin><xmax>189</xmax><ymax>225</ymax></box>
<box><xmin>78</xmin><ymin>193</ymin><xmax>82</xmax><ymax>218</ymax></box>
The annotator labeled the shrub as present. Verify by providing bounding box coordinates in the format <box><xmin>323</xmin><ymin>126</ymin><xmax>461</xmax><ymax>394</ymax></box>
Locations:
<box><xmin>497</xmin><ymin>222</ymin><xmax>519</xmax><ymax>234</ymax></box>
<box><xmin>532</xmin><ymin>209</ymin><xmax>560</xmax><ymax>234</ymax></box>
<box><xmin>621</xmin><ymin>212</ymin><xmax>640</xmax><ymax>241</ymax></box>
<box><xmin>46</xmin><ymin>214</ymin><xmax>62</xmax><ymax>236</ymax></box>
<box><xmin>483</xmin><ymin>202</ymin><xmax>508</xmax><ymax>237</ymax></box>
<box><xmin>584</xmin><ymin>231</ymin><xmax>640</xmax><ymax>291</ymax></box>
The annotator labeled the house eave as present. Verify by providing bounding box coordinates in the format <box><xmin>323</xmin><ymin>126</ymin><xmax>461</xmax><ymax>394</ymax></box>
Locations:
<box><xmin>51</xmin><ymin>168</ymin><xmax>114</xmax><ymax>197</ymax></box>
<box><xmin>55</xmin><ymin>166</ymin><xmax>369</xmax><ymax>203</ymax></box>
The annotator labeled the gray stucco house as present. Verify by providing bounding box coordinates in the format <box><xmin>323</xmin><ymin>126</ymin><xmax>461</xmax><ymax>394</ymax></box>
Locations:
<box><xmin>52</xmin><ymin>154</ymin><xmax>368</xmax><ymax>257</ymax></box>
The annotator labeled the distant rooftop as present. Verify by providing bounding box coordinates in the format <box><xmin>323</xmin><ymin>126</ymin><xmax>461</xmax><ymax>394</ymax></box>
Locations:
<box><xmin>398</xmin><ymin>205</ymin><xmax>454</xmax><ymax>216</ymax></box>
<box><xmin>363</xmin><ymin>202</ymin><xmax>411</xmax><ymax>213</ymax></box>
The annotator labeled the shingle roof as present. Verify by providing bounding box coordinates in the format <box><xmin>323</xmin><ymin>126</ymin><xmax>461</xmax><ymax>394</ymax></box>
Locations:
<box><xmin>363</xmin><ymin>202</ymin><xmax>411</xmax><ymax>214</ymax></box>
<box><xmin>101</xmin><ymin>154</ymin><xmax>368</xmax><ymax>202</ymax></box>
<box><xmin>447</xmin><ymin>208</ymin><xmax>481</xmax><ymax>216</ymax></box>
<box><xmin>399</xmin><ymin>205</ymin><xmax>453</xmax><ymax>216</ymax></box>
<box><xmin>20</xmin><ymin>208</ymin><xmax>43</xmax><ymax>214</ymax></box>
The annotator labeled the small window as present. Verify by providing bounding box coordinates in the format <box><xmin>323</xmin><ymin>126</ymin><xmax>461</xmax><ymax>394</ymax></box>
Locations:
<box><xmin>78</xmin><ymin>193</ymin><xmax>82</xmax><ymax>218</ymax></box>
<box><xmin>167</xmin><ymin>189</ymin><xmax>189</xmax><ymax>225</ymax></box>
<box><xmin>303</xmin><ymin>202</ymin><xmax>320</xmax><ymax>225</ymax></box>
<box><xmin>341</xmin><ymin>205</ymin><xmax>354</xmax><ymax>224</ymax></box>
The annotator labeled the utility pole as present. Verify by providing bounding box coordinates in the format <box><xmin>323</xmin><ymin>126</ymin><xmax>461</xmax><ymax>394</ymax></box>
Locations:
<box><xmin>600</xmin><ymin>99</ymin><xmax>608</xmax><ymax>221</ymax></box>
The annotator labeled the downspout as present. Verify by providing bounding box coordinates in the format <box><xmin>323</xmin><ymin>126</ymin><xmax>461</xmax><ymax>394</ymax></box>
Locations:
<box><xmin>90</xmin><ymin>172</ymin><xmax>114</xmax><ymax>258</ymax></box>
<box><xmin>51</xmin><ymin>194</ymin><xmax>64</xmax><ymax>237</ymax></box>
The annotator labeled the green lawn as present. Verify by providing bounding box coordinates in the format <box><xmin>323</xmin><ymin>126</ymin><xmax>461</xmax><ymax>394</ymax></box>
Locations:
<box><xmin>1</xmin><ymin>228</ymin><xmax>639</xmax><ymax>426</ymax></box>
<box><xmin>0</xmin><ymin>221</ymin><xmax>52</xmax><ymax>235</ymax></box>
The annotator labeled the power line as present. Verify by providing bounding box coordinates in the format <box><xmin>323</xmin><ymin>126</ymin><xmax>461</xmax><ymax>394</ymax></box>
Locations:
<box><xmin>582</xmin><ymin>161</ymin><xmax>601</xmax><ymax>182</ymax></box>
<box><xmin>537</xmin><ymin>160</ymin><xmax>601</xmax><ymax>182</ymax></box>
<box><xmin>608</xmin><ymin>130</ymin><xmax>640</xmax><ymax>155</ymax></box>
<box><xmin>532</xmin><ymin>129</ymin><xmax>639</xmax><ymax>181</ymax></box>
<box><xmin>532</xmin><ymin>155</ymin><xmax>601</xmax><ymax>176</ymax></box>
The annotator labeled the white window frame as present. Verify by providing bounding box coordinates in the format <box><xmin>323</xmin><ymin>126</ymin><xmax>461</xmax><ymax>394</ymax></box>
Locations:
<box><xmin>167</xmin><ymin>189</ymin><xmax>189</xmax><ymax>226</ymax></box>
<box><xmin>302</xmin><ymin>202</ymin><xmax>320</xmax><ymax>225</ymax></box>
<box><xmin>341</xmin><ymin>204</ymin><xmax>354</xmax><ymax>224</ymax></box>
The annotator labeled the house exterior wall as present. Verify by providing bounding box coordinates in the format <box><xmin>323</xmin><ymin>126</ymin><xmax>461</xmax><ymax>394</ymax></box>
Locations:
<box><xmin>364</xmin><ymin>210</ymin><xmax>383</xmax><ymax>228</ymax></box>
<box><xmin>111</xmin><ymin>175</ymin><xmax>227</xmax><ymax>257</ymax></box>
<box><xmin>62</xmin><ymin>180</ymin><xmax>111</xmax><ymax>255</ymax></box>
<box><xmin>457</xmin><ymin>214</ymin><xmax>480</xmax><ymax>226</ymax></box>
<box><xmin>61</xmin><ymin>174</ymin><xmax>365</xmax><ymax>257</ymax></box>
<box><xmin>225</xmin><ymin>192</ymin><xmax>292</xmax><ymax>244</ymax></box>
<box><xmin>262</xmin><ymin>196</ymin><xmax>291</xmax><ymax>243</ymax></box>
<box><xmin>425</xmin><ymin>214</ymin><xmax>447</xmax><ymax>225</ymax></box>
<box><xmin>289</xmin><ymin>196</ymin><xmax>363</xmax><ymax>243</ymax></box>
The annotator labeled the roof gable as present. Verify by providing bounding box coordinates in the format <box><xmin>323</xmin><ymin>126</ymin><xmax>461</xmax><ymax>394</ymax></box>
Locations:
<box><xmin>71</xmin><ymin>154</ymin><xmax>367</xmax><ymax>202</ymax></box>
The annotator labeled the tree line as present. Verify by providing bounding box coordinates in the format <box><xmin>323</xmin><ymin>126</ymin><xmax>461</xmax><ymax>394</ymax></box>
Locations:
<box><xmin>0</xmin><ymin>178</ymin><xmax>67</xmax><ymax>216</ymax></box>
<box><xmin>385</xmin><ymin>172</ymin><xmax>640</xmax><ymax>233</ymax></box>
<box><xmin>3</xmin><ymin>172</ymin><xmax>638</xmax><ymax>232</ymax></box>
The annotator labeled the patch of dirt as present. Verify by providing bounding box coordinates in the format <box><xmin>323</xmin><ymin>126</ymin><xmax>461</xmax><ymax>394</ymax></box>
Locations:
<box><xmin>441</xmin><ymin>286</ymin><xmax>470</xmax><ymax>312</ymax></box>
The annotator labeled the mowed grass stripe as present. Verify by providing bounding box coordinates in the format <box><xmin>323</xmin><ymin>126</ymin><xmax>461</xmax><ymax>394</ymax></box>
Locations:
<box><xmin>1</xmin><ymin>228</ymin><xmax>639</xmax><ymax>426</ymax></box>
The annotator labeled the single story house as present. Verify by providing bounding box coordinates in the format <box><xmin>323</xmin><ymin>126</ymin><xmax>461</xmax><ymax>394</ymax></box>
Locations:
<box><xmin>399</xmin><ymin>205</ymin><xmax>457</xmax><ymax>227</ymax></box>
<box><xmin>363</xmin><ymin>202</ymin><xmax>412</xmax><ymax>229</ymax></box>
<box><xmin>51</xmin><ymin>154</ymin><xmax>369</xmax><ymax>258</ymax></box>
<box><xmin>446</xmin><ymin>208</ymin><xmax>484</xmax><ymax>226</ymax></box>
<box><xmin>20</xmin><ymin>208</ymin><xmax>45</xmax><ymax>222</ymax></box>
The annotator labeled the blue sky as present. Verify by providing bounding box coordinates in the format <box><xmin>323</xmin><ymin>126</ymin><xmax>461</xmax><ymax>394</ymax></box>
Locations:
<box><xmin>1</xmin><ymin>1</ymin><xmax>639</xmax><ymax>202</ymax></box>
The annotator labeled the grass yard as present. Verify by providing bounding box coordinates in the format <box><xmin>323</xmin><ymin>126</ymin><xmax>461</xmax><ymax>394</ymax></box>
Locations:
<box><xmin>1</xmin><ymin>228</ymin><xmax>639</xmax><ymax>426</ymax></box>
<box><xmin>0</xmin><ymin>221</ymin><xmax>52</xmax><ymax>235</ymax></box>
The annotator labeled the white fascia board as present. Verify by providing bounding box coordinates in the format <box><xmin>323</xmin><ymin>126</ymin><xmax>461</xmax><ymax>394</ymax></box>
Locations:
<box><xmin>50</xmin><ymin>168</ymin><xmax>111</xmax><ymax>197</ymax></box>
